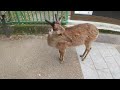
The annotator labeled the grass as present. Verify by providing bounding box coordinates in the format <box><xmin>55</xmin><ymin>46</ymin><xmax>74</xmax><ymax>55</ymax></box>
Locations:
<box><xmin>12</xmin><ymin>25</ymin><xmax>50</xmax><ymax>35</ymax></box>
<box><xmin>99</xmin><ymin>29</ymin><xmax>120</xmax><ymax>35</ymax></box>
<box><xmin>0</xmin><ymin>24</ymin><xmax>50</xmax><ymax>35</ymax></box>
<box><xmin>0</xmin><ymin>24</ymin><xmax>120</xmax><ymax>35</ymax></box>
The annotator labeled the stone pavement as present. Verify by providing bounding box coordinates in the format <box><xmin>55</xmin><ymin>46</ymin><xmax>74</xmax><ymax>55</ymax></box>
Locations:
<box><xmin>76</xmin><ymin>33</ymin><xmax>120</xmax><ymax>79</ymax></box>
<box><xmin>96</xmin><ymin>33</ymin><xmax>120</xmax><ymax>45</ymax></box>
<box><xmin>76</xmin><ymin>42</ymin><xmax>120</xmax><ymax>79</ymax></box>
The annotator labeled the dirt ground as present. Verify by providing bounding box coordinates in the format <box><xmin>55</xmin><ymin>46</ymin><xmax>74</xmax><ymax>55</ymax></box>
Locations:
<box><xmin>0</xmin><ymin>35</ymin><xmax>83</xmax><ymax>79</ymax></box>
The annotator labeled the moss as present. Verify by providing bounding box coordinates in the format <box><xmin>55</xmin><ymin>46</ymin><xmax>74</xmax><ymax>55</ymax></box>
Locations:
<box><xmin>11</xmin><ymin>24</ymin><xmax>67</xmax><ymax>35</ymax></box>
<box><xmin>0</xmin><ymin>24</ymin><xmax>120</xmax><ymax>35</ymax></box>
<box><xmin>10</xmin><ymin>25</ymin><xmax>50</xmax><ymax>35</ymax></box>
<box><xmin>99</xmin><ymin>29</ymin><xmax>120</xmax><ymax>35</ymax></box>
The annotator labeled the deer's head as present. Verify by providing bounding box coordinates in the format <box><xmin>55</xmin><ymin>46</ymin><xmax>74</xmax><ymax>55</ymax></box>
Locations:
<box><xmin>45</xmin><ymin>14</ymin><xmax>65</xmax><ymax>35</ymax></box>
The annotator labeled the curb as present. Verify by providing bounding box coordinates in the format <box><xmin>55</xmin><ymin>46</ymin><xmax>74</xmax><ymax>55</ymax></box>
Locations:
<box><xmin>66</xmin><ymin>20</ymin><xmax>120</xmax><ymax>32</ymax></box>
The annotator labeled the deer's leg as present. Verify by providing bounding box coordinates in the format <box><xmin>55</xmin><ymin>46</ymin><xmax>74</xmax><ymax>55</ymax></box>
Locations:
<box><xmin>57</xmin><ymin>42</ymin><xmax>67</xmax><ymax>64</ymax></box>
<box><xmin>59</xmin><ymin>50</ymin><xmax>62</xmax><ymax>60</ymax></box>
<box><xmin>80</xmin><ymin>48</ymin><xmax>87</xmax><ymax>58</ymax></box>
<box><xmin>81</xmin><ymin>42</ymin><xmax>92</xmax><ymax>61</ymax></box>
<box><xmin>59</xmin><ymin>49</ymin><xmax>66</xmax><ymax>63</ymax></box>
<box><xmin>82</xmin><ymin>47</ymin><xmax>91</xmax><ymax>61</ymax></box>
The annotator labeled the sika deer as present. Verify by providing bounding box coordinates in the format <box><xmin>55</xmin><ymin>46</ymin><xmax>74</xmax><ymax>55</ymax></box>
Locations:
<box><xmin>45</xmin><ymin>14</ymin><xmax>99</xmax><ymax>63</ymax></box>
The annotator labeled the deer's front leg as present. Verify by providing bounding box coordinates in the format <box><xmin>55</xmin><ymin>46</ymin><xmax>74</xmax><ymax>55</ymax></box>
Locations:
<box><xmin>57</xmin><ymin>42</ymin><xmax>67</xmax><ymax>64</ymax></box>
<box><xmin>59</xmin><ymin>49</ymin><xmax>65</xmax><ymax>63</ymax></box>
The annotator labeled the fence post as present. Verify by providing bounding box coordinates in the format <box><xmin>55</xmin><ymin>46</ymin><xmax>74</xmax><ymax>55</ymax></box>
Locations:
<box><xmin>65</xmin><ymin>11</ymin><xmax>69</xmax><ymax>24</ymax></box>
<box><xmin>15</xmin><ymin>11</ymin><xmax>20</xmax><ymax>24</ymax></box>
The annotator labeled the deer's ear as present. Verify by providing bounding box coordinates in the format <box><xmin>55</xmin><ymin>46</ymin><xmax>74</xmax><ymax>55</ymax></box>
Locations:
<box><xmin>45</xmin><ymin>19</ymin><xmax>53</xmax><ymax>26</ymax></box>
<box><xmin>59</xmin><ymin>16</ymin><xmax>65</xmax><ymax>23</ymax></box>
<box><xmin>55</xmin><ymin>14</ymin><xmax>58</xmax><ymax>22</ymax></box>
<box><xmin>55</xmin><ymin>14</ymin><xmax>64</xmax><ymax>24</ymax></box>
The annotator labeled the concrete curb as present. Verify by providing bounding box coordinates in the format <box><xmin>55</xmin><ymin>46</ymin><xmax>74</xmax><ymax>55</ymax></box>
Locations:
<box><xmin>66</xmin><ymin>20</ymin><xmax>120</xmax><ymax>32</ymax></box>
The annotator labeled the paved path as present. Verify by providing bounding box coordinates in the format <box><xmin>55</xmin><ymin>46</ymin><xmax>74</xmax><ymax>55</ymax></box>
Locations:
<box><xmin>96</xmin><ymin>33</ymin><xmax>120</xmax><ymax>45</ymax></box>
<box><xmin>76</xmin><ymin>42</ymin><xmax>120</xmax><ymax>79</ymax></box>
<box><xmin>0</xmin><ymin>35</ymin><xmax>83</xmax><ymax>79</ymax></box>
<box><xmin>76</xmin><ymin>33</ymin><xmax>120</xmax><ymax>79</ymax></box>
<box><xmin>0</xmin><ymin>33</ymin><xmax>120</xmax><ymax>79</ymax></box>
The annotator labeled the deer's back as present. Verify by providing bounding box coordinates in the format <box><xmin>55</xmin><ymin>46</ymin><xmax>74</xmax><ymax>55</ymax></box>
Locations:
<box><xmin>47</xmin><ymin>23</ymin><xmax>99</xmax><ymax>48</ymax></box>
<box><xmin>64</xmin><ymin>23</ymin><xmax>99</xmax><ymax>46</ymax></box>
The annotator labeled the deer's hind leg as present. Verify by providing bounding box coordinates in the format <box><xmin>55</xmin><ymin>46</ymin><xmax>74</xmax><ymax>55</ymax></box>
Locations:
<box><xmin>80</xmin><ymin>41</ymin><xmax>92</xmax><ymax>61</ymax></box>
<box><xmin>80</xmin><ymin>48</ymin><xmax>87</xmax><ymax>58</ymax></box>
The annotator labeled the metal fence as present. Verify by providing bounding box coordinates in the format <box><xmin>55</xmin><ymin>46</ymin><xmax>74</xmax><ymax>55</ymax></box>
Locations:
<box><xmin>2</xmin><ymin>11</ymin><xmax>69</xmax><ymax>25</ymax></box>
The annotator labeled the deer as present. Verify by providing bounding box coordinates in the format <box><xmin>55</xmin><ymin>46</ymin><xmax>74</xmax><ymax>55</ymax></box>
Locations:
<box><xmin>45</xmin><ymin>14</ymin><xmax>99</xmax><ymax>63</ymax></box>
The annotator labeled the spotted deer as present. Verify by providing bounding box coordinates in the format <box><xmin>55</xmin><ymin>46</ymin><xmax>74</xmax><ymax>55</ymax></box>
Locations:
<box><xmin>45</xmin><ymin>14</ymin><xmax>99</xmax><ymax>63</ymax></box>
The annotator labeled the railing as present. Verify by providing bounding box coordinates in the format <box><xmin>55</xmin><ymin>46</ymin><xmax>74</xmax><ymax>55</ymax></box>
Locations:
<box><xmin>3</xmin><ymin>11</ymin><xmax>68</xmax><ymax>25</ymax></box>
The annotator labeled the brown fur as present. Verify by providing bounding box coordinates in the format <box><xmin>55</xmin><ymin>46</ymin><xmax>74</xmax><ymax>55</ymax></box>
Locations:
<box><xmin>45</xmin><ymin>16</ymin><xmax>99</xmax><ymax>63</ymax></box>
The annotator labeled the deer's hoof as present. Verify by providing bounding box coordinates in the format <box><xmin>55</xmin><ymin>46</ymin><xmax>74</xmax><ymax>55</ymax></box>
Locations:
<box><xmin>81</xmin><ymin>57</ymin><xmax>86</xmax><ymax>61</ymax></box>
<box><xmin>60</xmin><ymin>60</ymin><xmax>64</xmax><ymax>64</ymax></box>
<box><xmin>59</xmin><ymin>58</ymin><xmax>64</xmax><ymax>64</ymax></box>
<box><xmin>80</xmin><ymin>55</ymin><xmax>83</xmax><ymax>57</ymax></box>
<box><xmin>81</xmin><ymin>59</ymin><xmax>84</xmax><ymax>61</ymax></box>
<box><xmin>59</xmin><ymin>57</ymin><xmax>62</xmax><ymax>61</ymax></box>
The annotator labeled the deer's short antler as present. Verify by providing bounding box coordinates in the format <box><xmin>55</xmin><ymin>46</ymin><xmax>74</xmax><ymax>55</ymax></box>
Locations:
<box><xmin>45</xmin><ymin>19</ymin><xmax>54</xmax><ymax>26</ymax></box>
